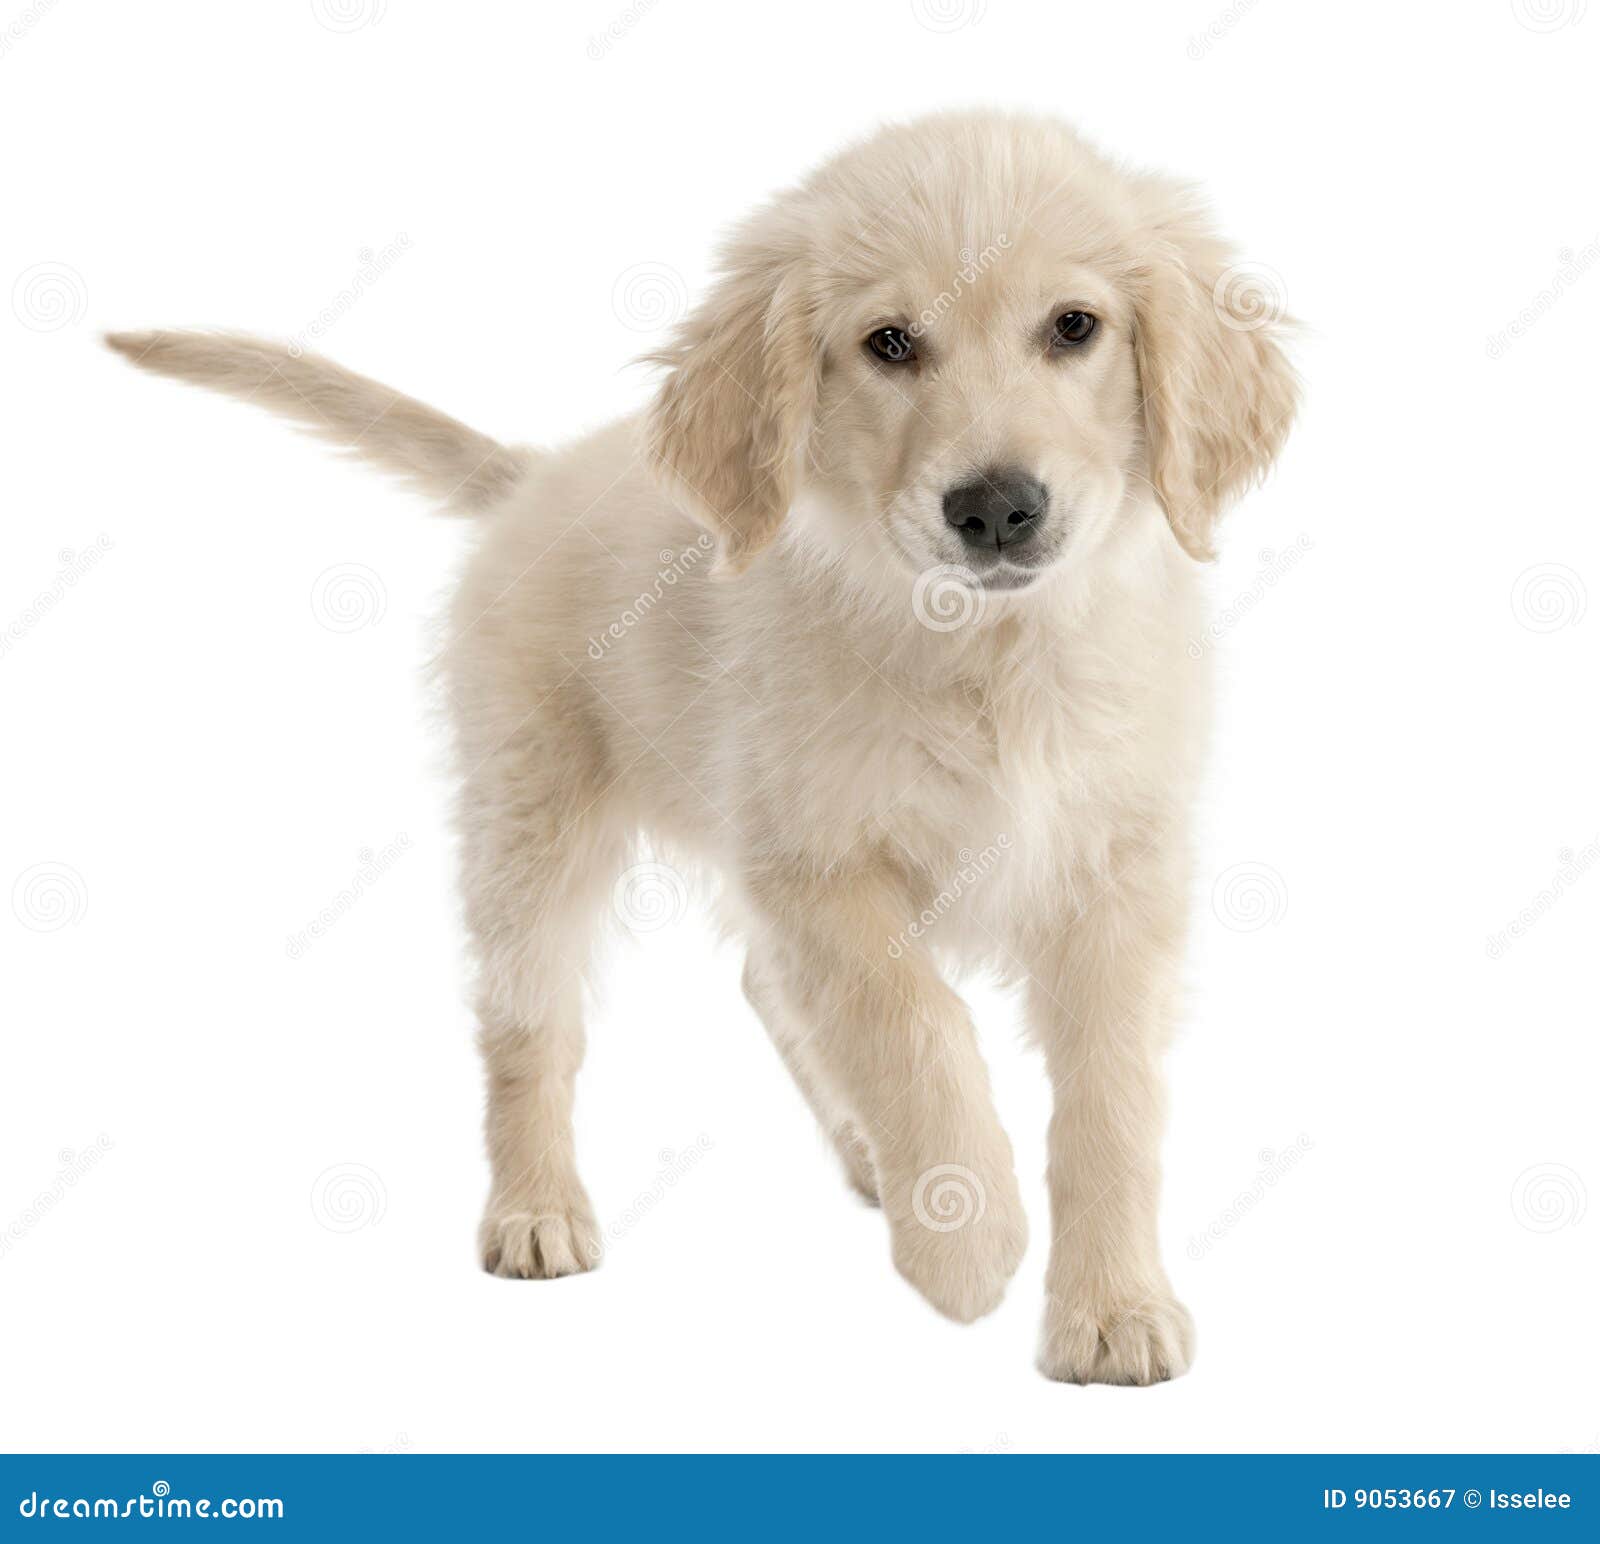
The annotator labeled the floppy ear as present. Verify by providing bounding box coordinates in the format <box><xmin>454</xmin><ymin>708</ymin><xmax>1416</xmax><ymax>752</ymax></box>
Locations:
<box><xmin>643</xmin><ymin>224</ymin><xmax>818</xmax><ymax>578</ymax></box>
<box><xmin>1132</xmin><ymin>187</ymin><xmax>1300</xmax><ymax>561</ymax></box>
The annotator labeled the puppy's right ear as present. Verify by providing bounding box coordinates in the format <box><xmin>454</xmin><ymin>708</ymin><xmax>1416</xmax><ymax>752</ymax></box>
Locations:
<box><xmin>643</xmin><ymin>224</ymin><xmax>817</xmax><ymax>578</ymax></box>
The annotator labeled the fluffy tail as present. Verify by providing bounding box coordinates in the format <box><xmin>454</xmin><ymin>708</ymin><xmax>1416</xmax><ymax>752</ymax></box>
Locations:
<box><xmin>104</xmin><ymin>329</ymin><xmax>528</xmax><ymax>515</ymax></box>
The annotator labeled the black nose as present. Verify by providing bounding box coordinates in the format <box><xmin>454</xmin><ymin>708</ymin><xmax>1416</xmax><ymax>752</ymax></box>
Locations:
<box><xmin>942</xmin><ymin>469</ymin><xmax>1050</xmax><ymax>553</ymax></box>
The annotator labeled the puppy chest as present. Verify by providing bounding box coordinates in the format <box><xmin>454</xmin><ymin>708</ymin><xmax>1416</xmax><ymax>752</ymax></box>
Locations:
<box><xmin>870</xmin><ymin>701</ymin><xmax>1122</xmax><ymax>890</ymax></box>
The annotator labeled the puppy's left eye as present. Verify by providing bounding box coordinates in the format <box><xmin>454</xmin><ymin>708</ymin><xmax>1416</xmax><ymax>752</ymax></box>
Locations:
<box><xmin>1052</xmin><ymin>311</ymin><xmax>1097</xmax><ymax>347</ymax></box>
<box><xmin>865</xmin><ymin>327</ymin><xmax>916</xmax><ymax>364</ymax></box>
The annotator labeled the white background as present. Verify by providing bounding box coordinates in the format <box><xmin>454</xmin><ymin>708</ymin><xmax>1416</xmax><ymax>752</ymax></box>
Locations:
<box><xmin>3</xmin><ymin>1</ymin><xmax>1597</xmax><ymax>1455</ymax></box>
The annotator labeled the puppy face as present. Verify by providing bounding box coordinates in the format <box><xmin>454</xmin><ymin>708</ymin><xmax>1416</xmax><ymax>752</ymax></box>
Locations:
<box><xmin>806</xmin><ymin>234</ymin><xmax>1142</xmax><ymax>590</ymax></box>
<box><xmin>646</xmin><ymin>114</ymin><xmax>1299</xmax><ymax>591</ymax></box>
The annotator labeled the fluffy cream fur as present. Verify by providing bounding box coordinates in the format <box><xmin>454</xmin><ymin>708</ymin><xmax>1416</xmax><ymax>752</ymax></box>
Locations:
<box><xmin>107</xmin><ymin>111</ymin><xmax>1298</xmax><ymax>1385</ymax></box>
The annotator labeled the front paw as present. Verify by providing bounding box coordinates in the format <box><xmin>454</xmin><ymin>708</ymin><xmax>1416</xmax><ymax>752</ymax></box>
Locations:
<box><xmin>479</xmin><ymin>1189</ymin><xmax>601</xmax><ymax>1280</ymax></box>
<box><xmin>884</xmin><ymin>1160</ymin><xmax>1027</xmax><ymax>1323</ymax></box>
<box><xmin>1039</xmin><ymin>1283</ymin><xmax>1193</xmax><ymax>1385</ymax></box>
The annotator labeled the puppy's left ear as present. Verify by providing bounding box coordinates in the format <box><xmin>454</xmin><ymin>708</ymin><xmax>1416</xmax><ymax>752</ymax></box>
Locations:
<box><xmin>643</xmin><ymin>221</ymin><xmax>818</xmax><ymax>578</ymax></box>
<box><xmin>1132</xmin><ymin>184</ymin><xmax>1301</xmax><ymax>561</ymax></box>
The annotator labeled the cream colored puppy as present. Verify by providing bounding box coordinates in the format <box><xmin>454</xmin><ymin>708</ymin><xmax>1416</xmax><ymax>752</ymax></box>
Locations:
<box><xmin>109</xmin><ymin>111</ymin><xmax>1298</xmax><ymax>1384</ymax></box>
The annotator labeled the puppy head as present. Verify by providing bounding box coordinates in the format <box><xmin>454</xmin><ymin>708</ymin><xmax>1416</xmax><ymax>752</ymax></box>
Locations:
<box><xmin>645</xmin><ymin>113</ymin><xmax>1298</xmax><ymax>588</ymax></box>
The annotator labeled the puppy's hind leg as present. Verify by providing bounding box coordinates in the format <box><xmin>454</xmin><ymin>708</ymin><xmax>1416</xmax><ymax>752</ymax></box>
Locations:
<box><xmin>462</xmin><ymin>748</ymin><xmax>622</xmax><ymax>1281</ymax></box>
<box><xmin>742</xmin><ymin>953</ymin><xmax>879</xmax><ymax>1204</ymax></box>
<box><xmin>477</xmin><ymin>982</ymin><xmax>601</xmax><ymax>1280</ymax></box>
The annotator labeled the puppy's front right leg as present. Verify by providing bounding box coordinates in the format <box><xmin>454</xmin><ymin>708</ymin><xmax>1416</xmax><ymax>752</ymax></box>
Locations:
<box><xmin>749</xmin><ymin>867</ymin><xmax>1027</xmax><ymax>1323</ymax></box>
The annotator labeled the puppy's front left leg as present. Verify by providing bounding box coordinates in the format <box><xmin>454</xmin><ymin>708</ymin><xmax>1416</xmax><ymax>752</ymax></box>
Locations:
<box><xmin>749</xmin><ymin>867</ymin><xmax>1027</xmax><ymax>1322</ymax></box>
<box><xmin>1027</xmin><ymin>845</ymin><xmax>1194</xmax><ymax>1384</ymax></box>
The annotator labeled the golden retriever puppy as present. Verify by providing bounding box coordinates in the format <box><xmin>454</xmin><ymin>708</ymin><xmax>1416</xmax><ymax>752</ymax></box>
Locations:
<box><xmin>108</xmin><ymin>111</ymin><xmax>1298</xmax><ymax>1384</ymax></box>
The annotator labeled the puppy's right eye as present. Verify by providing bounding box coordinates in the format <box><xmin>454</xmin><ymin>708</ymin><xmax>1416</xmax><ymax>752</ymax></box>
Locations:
<box><xmin>865</xmin><ymin>327</ymin><xmax>916</xmax><ymax>364</ymax></box>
